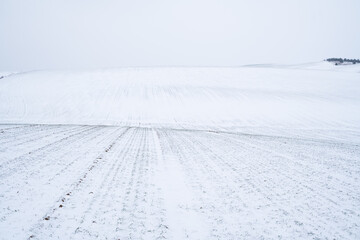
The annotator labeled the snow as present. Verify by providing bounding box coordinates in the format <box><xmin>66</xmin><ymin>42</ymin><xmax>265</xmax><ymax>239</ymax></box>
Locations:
<box><xmin>0</xmin><ymin>72</ymin><xmax>14</xmax><ymax>79</ymax></box>
<box><xmin>0</xmin><ymin>63</ymin><xmax>360</xmax><ymax>239</ymax></box>
<box><xmin>0</xmin><ymin>63</ymin><xmax>359</xmax><ymax>129</ymax></box>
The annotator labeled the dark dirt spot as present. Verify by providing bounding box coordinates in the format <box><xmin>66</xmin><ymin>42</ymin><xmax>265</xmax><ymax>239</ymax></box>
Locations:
<box><xmin>294</xmin><ymin>220</ymin><xmax>303</xmax><ymax>226</ymax></box>
<box><xmin>59</xmin><ymin>204</ymin><xmax>63</xmax><ymax>208</ymax></box>
<box><xmin>44</xmin><ymin>217</ymin><xmax>50</xmax><ymax>220</ymax></box>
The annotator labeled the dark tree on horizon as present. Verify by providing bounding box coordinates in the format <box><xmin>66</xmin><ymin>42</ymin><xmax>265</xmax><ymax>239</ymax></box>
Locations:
<box><xmin>326</xmin><ymin>58</ymin><xmax>360</xmax><ymax>64</ymax></box>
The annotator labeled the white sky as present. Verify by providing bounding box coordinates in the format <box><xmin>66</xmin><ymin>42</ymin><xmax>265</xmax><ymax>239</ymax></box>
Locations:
<box><xmin>0</xmin><ymin>0</ymin><xmax>359</xmax><ymax>71</ymax></box>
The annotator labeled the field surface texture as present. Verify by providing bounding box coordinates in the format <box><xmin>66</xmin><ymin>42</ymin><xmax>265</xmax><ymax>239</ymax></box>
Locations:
<box><xmin>0</xmin><ymin>62</ymin><xmax>360</xmax><ymax>239</ymax></box>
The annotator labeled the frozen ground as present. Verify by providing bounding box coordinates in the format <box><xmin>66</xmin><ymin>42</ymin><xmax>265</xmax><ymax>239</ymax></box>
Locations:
<box><xmin>0</xmin><ymin>62</ymin><xmax>360</xmax><ymax>239</ymax></box>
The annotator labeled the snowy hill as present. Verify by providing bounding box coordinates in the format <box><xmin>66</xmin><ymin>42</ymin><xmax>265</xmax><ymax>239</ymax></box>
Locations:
<box><xmin>0</xmin><ymin>63</ymin><xmax>359</xmax><ymax>130</ymax></box>
<box><xmin>1</xmin><ymin>63</ymin><xmax>360</xmax><ymax>239</ymax></box>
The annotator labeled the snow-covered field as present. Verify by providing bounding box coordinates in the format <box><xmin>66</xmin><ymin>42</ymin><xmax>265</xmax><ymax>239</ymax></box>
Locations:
<box><xmin>0</xmin><ymin>62</ymin><xmax>360</xmax><ymax>239</ymax></box>
<box><xmin>0</xmin><ymin>62</ymin><xmax>359</xmax><ymax>129</ymax></box>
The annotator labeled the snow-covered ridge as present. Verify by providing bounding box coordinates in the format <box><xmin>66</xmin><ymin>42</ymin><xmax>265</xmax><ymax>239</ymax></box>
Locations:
<box><xmin>0</xmin><ymin>63</ymin><xmax>359</xmax><ymax>129</ymax></box>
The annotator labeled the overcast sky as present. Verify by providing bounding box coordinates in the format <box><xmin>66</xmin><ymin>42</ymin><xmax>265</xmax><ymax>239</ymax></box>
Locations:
<box><xmin>0</xmin><ymin>0</ymin><xmax>359</xmax><ymax>71</ymax></box>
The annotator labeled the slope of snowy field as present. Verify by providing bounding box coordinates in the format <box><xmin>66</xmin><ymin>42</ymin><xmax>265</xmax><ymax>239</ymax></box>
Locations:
<box><xmin>0</xmin><ymin>63</ymin><xmax>360</xmax><ymax>239</ymax></box>
<box><xmin>0</xmin><ymin>62</ymin><xmax>359</xmax><ymax>131</ymax></box>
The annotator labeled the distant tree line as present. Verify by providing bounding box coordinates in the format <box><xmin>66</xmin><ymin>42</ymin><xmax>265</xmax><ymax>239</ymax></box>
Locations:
<box><xmin>326</xmin><ymin>58</ymin><xmax>360</xmax><ymax>65</ymax></box>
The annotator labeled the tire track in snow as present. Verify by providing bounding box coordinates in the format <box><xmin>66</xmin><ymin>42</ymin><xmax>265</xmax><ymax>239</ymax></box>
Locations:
<box><xmin>158</xmin><ymin>129</ymin><xmax>251</xmax><ymax>239</ymax></box>
<box><xmin>153</xmin><ymin>129</ymin><xmax>209</xmax><ymax>239</ymax></box>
